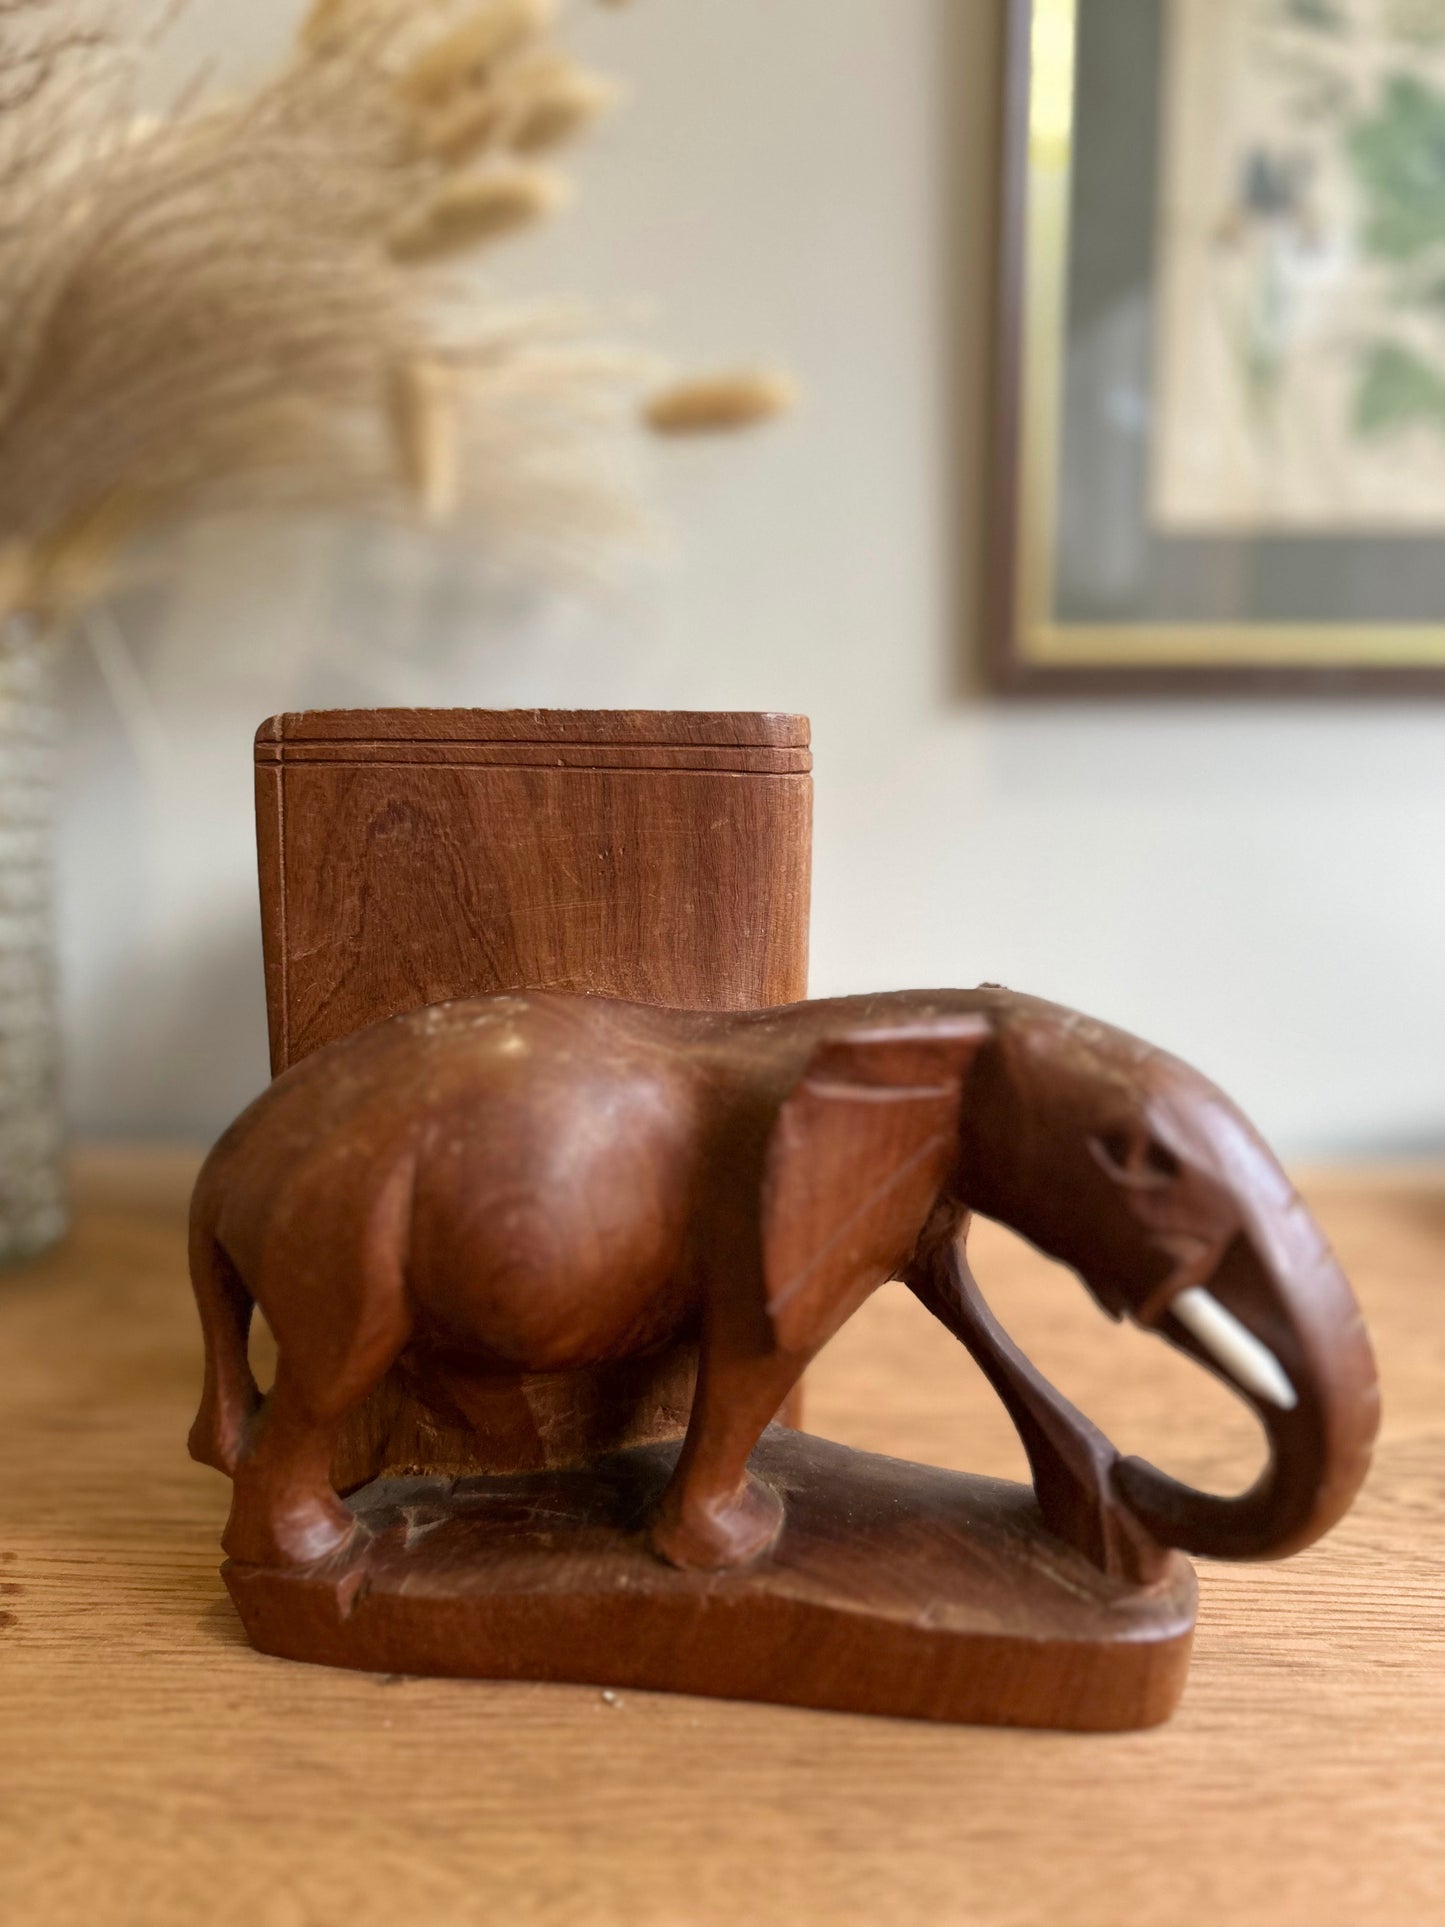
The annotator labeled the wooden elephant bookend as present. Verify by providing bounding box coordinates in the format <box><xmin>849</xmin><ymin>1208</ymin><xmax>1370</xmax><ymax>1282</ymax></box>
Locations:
<box><xmin>196</xmin><ymin>994</ymin><xmax>1378</xmax><ymax>1732</ymax></box>
<box><xmin>195</xmin><ymin>711</ymin><xmax>1378</xmax><ymax>1731</ymax></box>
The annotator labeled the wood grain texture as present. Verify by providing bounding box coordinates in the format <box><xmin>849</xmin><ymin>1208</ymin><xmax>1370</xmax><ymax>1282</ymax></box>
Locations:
<box><xmin>258</xmin><ymin>709</ymin><xmax>813</xmax><ymax>747</ymax></box>
<box><xmin>255</xmin><ymin>708</ymin><xmax>813</xmax><ymax>1075</ymax></box>
<box><xmin>253</xmin><ymin>710</ymin><xmax>813</xmax><ymax>1485</ymax></box>
<box><xmin>2</xmin><ymin>1150</ymin><xmax>1439</xmax><ymax>1925</ymax></box>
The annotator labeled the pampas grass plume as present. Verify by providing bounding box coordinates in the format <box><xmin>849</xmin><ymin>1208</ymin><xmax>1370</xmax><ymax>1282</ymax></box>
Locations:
<box><xmin>413</xmin><ymin>88</ymin><xmax>507</xmax><ymax>163</ymax></box>
<box><xmin>388</xmin><ymin>358</ymin><xmax>460</xmax><ymax>520</ymax></box>
<box><xmin>511</xmin><ymin>66</ymin><xmax>618</xmax><ymax>153</ymax></box>
<box><xmin>300</xmin><ymin>0</ymin><xmax>349</xmax><ymax>49</ymax></box>
<box><xmin>645</xmin><ymin>371</ymin><xmax>798</xmax><ymax>435</ymax></box>
<box><xmin>399</xmin><ymin>0</ymin><xmax>557</xmax><ymax>105</ymax></box>
<box><xmin>389</xmin><ymin>168</ymin><xmax>569</xmax><ymax>261</ymax></box>
<box><xmin>0</xmin><ymin>0</ymin><xmax>790</xmax><ymax>629</ymax></box>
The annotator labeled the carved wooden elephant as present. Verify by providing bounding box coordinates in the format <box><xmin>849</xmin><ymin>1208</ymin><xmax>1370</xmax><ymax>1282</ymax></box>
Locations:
<box><xmin>189</xmin><ymin>988</ymin><xmax>1379</xmax><ymax>1579</ymax></box>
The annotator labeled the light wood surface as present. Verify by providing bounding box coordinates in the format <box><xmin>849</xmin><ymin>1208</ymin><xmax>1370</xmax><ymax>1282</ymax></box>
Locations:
<box><xmin>2</xmin><ymin>1149</ymin><xmax>1441</xmax><ymax>1925</ymax></box>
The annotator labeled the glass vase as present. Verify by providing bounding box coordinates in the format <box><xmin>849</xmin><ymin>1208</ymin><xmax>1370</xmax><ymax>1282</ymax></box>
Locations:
<box><xmin>0</xmin><ymin>614</ymin><xmax>66</xmax><ymax>1266</ymax></box>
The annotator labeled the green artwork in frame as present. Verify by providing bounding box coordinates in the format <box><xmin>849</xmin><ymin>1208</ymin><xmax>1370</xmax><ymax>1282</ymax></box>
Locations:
<box><xmin>991</xmin><ymin>0</ymin><xmax>1445</xmax><ymax>690</ymax></box>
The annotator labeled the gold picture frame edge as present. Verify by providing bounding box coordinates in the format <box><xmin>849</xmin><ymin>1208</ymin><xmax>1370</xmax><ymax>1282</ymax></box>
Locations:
<box><xmin>988</xmin><ymin>0</ymin><xmax>1445</xmax><ymax>695</ymax></box>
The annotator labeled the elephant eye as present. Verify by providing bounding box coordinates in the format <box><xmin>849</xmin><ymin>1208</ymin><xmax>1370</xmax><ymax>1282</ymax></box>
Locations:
<box><xmin>1144</xmin><ymin>1139</ymin><xmax>1181</xmax><ymax>1178</ymax></box>
<box><xmin>1096</xmin><ymin>1130</ymin><xmax>1133</xmax><ymax>1170</ymax></box>
<box><xmin>1092</xmin><ymin>1130</ymin><xmax>1180</xmax><ymax>1184</ymax></box>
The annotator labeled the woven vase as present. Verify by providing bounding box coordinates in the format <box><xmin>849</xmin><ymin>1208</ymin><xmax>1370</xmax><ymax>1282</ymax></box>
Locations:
<box><xmin>0</xmin><ymin>615</ymin><xmax>65</xmax><ymax>1266</ymax></box>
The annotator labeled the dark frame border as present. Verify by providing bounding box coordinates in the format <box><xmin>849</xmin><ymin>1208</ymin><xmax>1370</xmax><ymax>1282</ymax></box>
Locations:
<box><xmin>987</xmin><ymin>0</ymin><xmax>1445</xmax><ymax>698</ymax></box>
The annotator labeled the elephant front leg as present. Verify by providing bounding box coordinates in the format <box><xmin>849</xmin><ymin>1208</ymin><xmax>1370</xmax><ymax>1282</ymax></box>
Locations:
<box><xmin>908</xmin><ymin>1241</ymin><xmax>1170</xmax><ymax>1587</ymax></box>
<box><xmin>647</xmin><ymin>1319</ymin><xmax>810</xmax><ymax>1573</ymax></box>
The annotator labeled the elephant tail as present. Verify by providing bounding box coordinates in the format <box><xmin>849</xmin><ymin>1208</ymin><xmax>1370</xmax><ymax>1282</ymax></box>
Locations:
<box><xmin>187</xmin><ymin>1180</ymin><xmax>262</xmax><ymax>1478</ymax></box>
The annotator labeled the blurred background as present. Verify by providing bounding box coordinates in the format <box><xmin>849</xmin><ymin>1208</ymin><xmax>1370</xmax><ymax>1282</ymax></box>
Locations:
<box><xmin>53</xmin><ymin>0</ymin><xmax>1445</xmax><ymax>1154</ymax></box>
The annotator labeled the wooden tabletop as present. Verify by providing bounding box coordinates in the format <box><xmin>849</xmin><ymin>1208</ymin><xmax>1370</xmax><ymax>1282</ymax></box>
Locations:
<box><xmin>2</xmin><ymin>1150</ymin><xmax>1442</xmax><ymax>1925</ymax></box>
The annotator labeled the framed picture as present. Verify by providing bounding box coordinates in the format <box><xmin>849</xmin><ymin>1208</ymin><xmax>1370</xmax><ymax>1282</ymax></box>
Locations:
<box><xmin>991</xmin><ymin>0</ymin><xmax>1445</xmax><ymax>693</ymax></box>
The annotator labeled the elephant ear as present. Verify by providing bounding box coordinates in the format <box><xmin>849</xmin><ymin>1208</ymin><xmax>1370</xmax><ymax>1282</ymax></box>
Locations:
<box><xmin>761</xmin><ymin>1018</ymin><xmax>992</xmax><ymax>1354</ymax></box>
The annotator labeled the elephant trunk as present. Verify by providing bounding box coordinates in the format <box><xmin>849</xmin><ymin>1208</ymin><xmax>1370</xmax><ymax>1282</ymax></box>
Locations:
<box><xmin>1114</xmin><ymin>1205</ymin><xmax>1380</xmax><ymax>1561</ymax></box>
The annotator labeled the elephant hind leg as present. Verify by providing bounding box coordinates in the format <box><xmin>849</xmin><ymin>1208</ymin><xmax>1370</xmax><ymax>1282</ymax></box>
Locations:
<box><xmin>221</xmin><ymin>1162</ymin><xmax>417</xmax><ymax>1570</ymax></box>
<box><xmin>187</xmin><ymin>1231</ymin><xmax>261</xmax><ymax>1477</ymax></box>
<box><xmin>221</xmin><ymin>1306</ymin><xmax>412</xmax><ymax>1569</ymax></box>
<box><xmin>222</xmin><ymin>1357</ymin><xmax>355</xmax><ymax>1568</ymax></box>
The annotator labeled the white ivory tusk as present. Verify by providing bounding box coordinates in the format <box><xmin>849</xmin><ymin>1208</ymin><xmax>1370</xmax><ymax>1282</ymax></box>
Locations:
<box><xmin>1170</xmin><ymin>1287</ymin><xmax>1299</xmax><ymax>1412</ymax></box>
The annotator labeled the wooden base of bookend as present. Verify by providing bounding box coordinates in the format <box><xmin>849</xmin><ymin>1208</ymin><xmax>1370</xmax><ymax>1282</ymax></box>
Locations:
<box><xmin>225</xmin><ymin>1427</ymin><xmax>1198</xmax><ymax>1732</ymax></box>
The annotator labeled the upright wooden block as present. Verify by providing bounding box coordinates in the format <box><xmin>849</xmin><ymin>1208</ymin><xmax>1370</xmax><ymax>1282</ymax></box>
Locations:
<box><xmin>255</xmin><ymin>709</ymin><xmax>812</xmax><ymax>1073</ymax></box>
<box><xmin>253</xmin><ymin>708</ymin><xmax>813</xmax><ymax>1485</ymax></box>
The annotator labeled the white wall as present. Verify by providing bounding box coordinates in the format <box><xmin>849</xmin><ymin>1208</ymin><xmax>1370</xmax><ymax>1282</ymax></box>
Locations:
<box><xmin>58</xmin><ymin>0</ymin><xmax>1445</xmax><ymax>1153</ymax></box>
